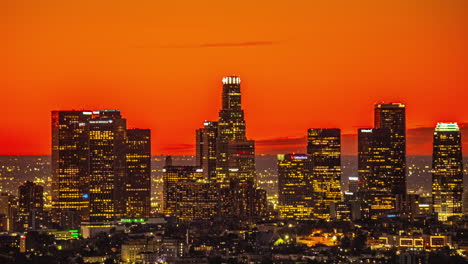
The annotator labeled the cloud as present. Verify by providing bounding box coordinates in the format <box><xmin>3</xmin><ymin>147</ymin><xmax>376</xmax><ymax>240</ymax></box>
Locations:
<box><xmin>256</xmin><ymin>136</ymin><xmax>306</xmax><ymax>147</ymax></box>
<box><xmin>137</xmin><ymin>41</ymin><xmax>277</xmax><ymax>49</ymax></box>
<box><xmin>253</xmin><ymin>125</ymin><xmax>468</xmax><ymax>156</ymax></box>
<box><xmin>160</xmin><ymin>143</ymin><xmax>194</xmax><ymax>152</ymax></box>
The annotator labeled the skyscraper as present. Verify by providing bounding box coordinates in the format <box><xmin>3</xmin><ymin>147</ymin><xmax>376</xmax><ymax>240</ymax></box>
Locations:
<box><xmin>52</xmin><ymin>110</ymin><xmax>150</xmax><ymax>226</ymax></box>
<box><xmin>17</xmin><ymin>181</ymin><xmax>44</xmax><ymax>230</ymax></box>
<box><xmin>52</xmin><ymin>111</ymin><xmax>93</xmax><ymax>227</ymax></box>
<box><xmin>374</xmin><ymin>103</ymin><xmax>406</xmax><ymax>195</ymax></box>
<box><xmin>213</xmin><ymin>76</ymin><xmax>263</xmax><ymax>223</ymax></box>
<box><xmin>126</xmin><ymin>129</ymin><xmax>151</xmax><ymax>219</ymax></box>
<box><xmin>195</xmin><ymin>128</ymin><xmax>204</xmax><ymax>167</ymax></box>
<box><xmin>432</xmin><ymin>123</ymin><xmax>464</xmax><ymax>221</ymax></box>
<box><xmin>307</xmin><ymin>128</ymin><xmax>342</xmax><ymax>219</ymax></box>
<box><xmin>277</xmin><ymin>154</ymin><xmax>314</xmax><ymax>220</ymax></box>
<box><xmin>88</xmin><ymin>111</ymin><xmax>127</xmax><ymax>222</ymax></box>
<box><xmin>358</xmin><ymin>128</ymin><xmax>396</xmax><ymax>219</ymax></box>
<box><xmin>216</xmin><ymin>76</ymin><xmax>255</xmax><ymax>186</ymax></box>
<box><xmin>195</xmin><ymin>121</ymin><xmax>218</xmax><ymax>181</ymax></box>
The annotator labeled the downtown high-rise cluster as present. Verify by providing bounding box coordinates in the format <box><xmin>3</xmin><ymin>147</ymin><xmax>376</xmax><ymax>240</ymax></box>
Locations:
<box><xmin>277</xmin><ymin>102</ymin><xmax>464</xmax><ymax>222</ymax></box>
<box><xmin>164</xmin><ymin>76</ymin><xmax>267</xmax><ymax>226</ymax></box>
<box><xmin>46</xmin><ymin>77</ymin><xmax>465</xmax><ymax>230</ymax></box>
<box><xmin>0</xmin><ymin>76</ymin><xmax>466</xmax><ymax>263</ymax></box>
<box><xmin>51</xmin><ymin>110</ymin><xmax>151</xmax><ymax>228</ymax></box>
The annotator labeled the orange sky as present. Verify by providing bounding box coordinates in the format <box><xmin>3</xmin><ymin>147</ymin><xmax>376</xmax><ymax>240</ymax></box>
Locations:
<box><xmin>2</xmin><ymin>0</ymin><xmax>468</xmax><ymax>155</ymax></box>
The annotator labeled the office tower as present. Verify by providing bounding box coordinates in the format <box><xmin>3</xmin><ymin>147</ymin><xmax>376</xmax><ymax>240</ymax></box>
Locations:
<box><xmin>226</xmin><ymin>140</ymin><xmax>256</xmax><ymax>183</ymax></box>
<box><xmin>195</xmin><ymin>129</ymin><xmax>204</xmax><ymax>167</ymax></box>
<box><xmin>171</xmin><ymin>181</ymin><xmax>219</xmax><ymax>222</ymax></box>
<box><xmin>52</xmin><ymin>110</ymin><xmax>93</xmax><ymax>227</ymax></box>
<box><xmin>163</xmin><ymin>166</ymin><xmax>218</xmax><ymax>221</ymax></box>
<box><xmin>52</xmin><ymin>110</ymin><xmax>151</xmax><ymax>226</ymax></box>
<box><xmin>163</xmin><ymin>166</ymin><xmax>204</xmax><ymax>216</ymax></box>
<box><xmin>216</xmin><ymin>76</ymin><xmax>256</xmax><ymax>186</ymax></box>
<box><xmin>195</xmin><ymin>121</ymin><xmax>218</xmax><ymax>180</ymax></box>
<box><xmin>348</xmin><ymin>177</ymin><xmax>359</xmax><ymax>193</ymax></box>
<box><xmin>358</xmin><ymin>128</ymin><xmax>396</xmax><ymax>219</ymax></box>
<box><xmin>126</xmin><ymin>129</ymin><xmax>151</xmax><ymax>219</ymax></box>
<box><xmin>432</xmin><ymin>123</ymin><xmax>464</xmax><ymax>221</ymax></box>
<box><xmin>88</xmin><ymin>111</ymin><xmax>127</xmax><ymax>222</ymax></box>
<box><xmin>307</xmin><ymin>129</ymin><xmax>342</xmax><ymax>219</ymax></box>
<box><xmin>374</xmin><ymin>103</ymin><xmax>406</xmax><ymax>195</ymax></box>
<box><xmin>17</xmin><ymin>181</ymin><xmax>44</xmax><ymax>230</ymax></box>
<box><xmin>220</xmin><ymin>178</ymin><xmax>267</xmax><ymax>223</ymax></box>
<box><xmin>277</xmin><ymin>154</ymin><xmax>314</xmax><ymax>220</ymax></box>
<box><xmin>0</xmin><ymin>193</ymin><xmax>17</xmax><ymax>232</ymax></box>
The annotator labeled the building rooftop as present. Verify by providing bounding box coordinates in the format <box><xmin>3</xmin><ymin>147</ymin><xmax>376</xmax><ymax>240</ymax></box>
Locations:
<box><xmin>435</xmin><ymin>122</ymin><xmax>459</xmax><ymax>132</ymax></box>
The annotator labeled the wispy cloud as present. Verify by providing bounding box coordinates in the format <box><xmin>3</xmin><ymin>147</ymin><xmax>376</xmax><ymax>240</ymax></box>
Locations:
<box><xmin>137</xmin><ymin>41</ymin><xmax>277</xmax><ymax>49</ymax></box>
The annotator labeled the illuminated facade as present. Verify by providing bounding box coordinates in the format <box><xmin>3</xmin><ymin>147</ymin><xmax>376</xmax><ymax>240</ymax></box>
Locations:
<box><xmin>52</xmin><ymin>111</ymin><xmax>93</xmax><ymax>227</ymax></box>
<box><xmin>374</xmin><ymin>103</ymin><xmax>406</xmax><ymax>195</ymax></box>
<box><xmin>196</xmin><ymin>121</ymin><xmax>218</xmax><ymax>181</ymax></box>
<box><xmin>163</xmin><ymin>165</ymin><xmax>218</xmax><ymax>221</ymax></box>
<box><xmin>163</xmin><ymin>166</ymin><xmax>203</xmax><ymax>216</ymax></box>
<box><xmin>18</xmin><ymin>181</ymin><xmax>44</xmax><ymax>230</ymax></box>
<box><xmin>52</xmin><ymin>110</ymin><xmax>150</xmax><ymax>226</ymax></box>
<box><xmin>432</xmin><ymin>123</ymin><xmax>463</xmax><ymax>221</ymax></box>
<box><xmin>88</xmin><ymin>111</ymin><xmax>127</xmax><ymax>222</ymax></box>
<box><xmin>358</xmin><ymin>128</ymin><xmax>396</xmax><ymax>218</ymax></box>
<box><xmin>307</xmin><ymin>129</ymin><xmax>342</xmax><ymax>219</ymax></box>
<box><xmin>172</xmin><ymin>181</ymin><xmax>219</xmax><ymax>221</ymax></box>
<box><xmin>216</xmin><ymin>76</ymin><xmax>255</xmax><ymax>186</ymax></box>
<box><xmin>0</xmin><ymin>193</ymin><xmax>17</xmax><ymax>231</ymax></box>
<box><xmin>126</xmin><ymin>129</ymin><xmax>151</xmax><ymax>219</ymax></box>
<box><xmin>348</xmin><ymin>176</ymin><xmax>359</xmax><ymax>193</ymax></box>
<box><xmin>277</xmin><ymin>154</ymin><xmax>314</xmax><ymax>220</ymax></box>
<box><xmin>220</xmin><ymin>179</ymin><xmax>267</xmax><ymax>221</ymax></box>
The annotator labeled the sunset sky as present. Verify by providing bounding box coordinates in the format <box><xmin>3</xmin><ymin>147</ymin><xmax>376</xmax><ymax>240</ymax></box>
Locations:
<box><xmin>2</xmin><ymin>0</ymin><xmax>468</xmax><ymax>155</ymax></box>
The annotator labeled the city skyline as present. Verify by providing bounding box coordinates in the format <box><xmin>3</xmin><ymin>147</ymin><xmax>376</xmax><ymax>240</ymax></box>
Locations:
<box><xmin>3</xmin><ymin>1</ymin><xmax>468</xmax><ymax>156</ymax></box>
<box><xmin>2</xmin><ymin>93</ymin><xmax>468</xmax><ymax>156</ymax></box>
<box><xmin>2</xmin><ymin>2</ymin><xmax>468</xmax><ymax>262</ymax></box>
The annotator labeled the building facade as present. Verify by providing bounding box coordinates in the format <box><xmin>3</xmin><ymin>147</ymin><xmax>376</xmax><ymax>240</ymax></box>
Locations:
<box><xmin>374</xmin><ymin>103</ymin><xmax>406</xmax><ymax>195</ymax></box>
<box><xmin>277</xmin><ymin>154</ymin><xmax>314</xmax><ymax>219</ymax></box>
<box><xmin>307</xmin><ymin>129</ymin><xmax>342</xmax><ymax>219</ymax></box>
<box><xmin>432</xmin><ymin>123</ymin><xmax>464</xmax><ymax>221</ymax></box>
<box><xmin>358</xmin><ymin>128</ymin><xmax>396</xmax><ymax>219</ymax></box>
<box><xmin>17</xmin><ymin>181</ymin><xmax>44</xmax><ymax>230</ymax></box>
<box><xmin>126</xmin><ymin>129</ymin><xmax>151</xmax><ymax>219</ymax></box>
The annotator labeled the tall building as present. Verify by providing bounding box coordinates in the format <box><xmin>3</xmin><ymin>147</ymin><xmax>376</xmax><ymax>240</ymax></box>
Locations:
<box><xmin>195</xmin><ymin>129</ymin><xmax>204</xmax><ymax>167</ymax></box>
<box><xmin>216</xmin><ymin>76</ymin><xmax>256</xmax><ymax>186</ymax></box>
<box><xmin>432</xmin><ymin>123</ymin><xmax>464</xmax><ymax>221</ymax></box>
<box><xmin>88</xmin><ymin>111</ymin><xmax>127</xmax><ymax>222</ymax></box>
<box><xmin>52</xmin><ymin>111</ymin><xmax>93</xmax><ymax>227</ymax></box>
<box><xmin>52</xmin><ymin>110</ymin><xmax>151</xmax><ymax>226</ymax></box>
<box><xmin>17</xmin><ymin>181</ymin><xmax>44</xmax><ymax>230</ymax></box>
<box><xmin>358</xmin><ymin>128</ymin><xmax>396</xmax><ymax>219</ymax></box>
<box><xmin>374</xmin><ymin>103</ymin><xmax>406</xmax><ymax>195</ymax></box>
<box><xmin>126</xmin><ymin>129</ymin><xmax>151</xmax><ymax>219</ymax></box>
<box><xmin>348</xmin><ymin>176</ymin><xmax>359</xmax><ymax>193</ymax></box>
<box><xmin>307</xmin><ymin>129</ymin><xmax>342</xmax><ymax>219</ymax></box>
<box><xmin>277</xmin><ymin>154</ymin><xmax>314</xmax><ymax>220</ymax></box>
<box><xmin>195</xmin><ymin>121</ymin><xmax>218</xmax><ymax>181</ymax></box>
